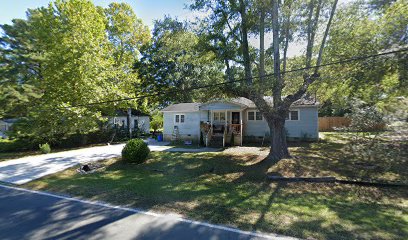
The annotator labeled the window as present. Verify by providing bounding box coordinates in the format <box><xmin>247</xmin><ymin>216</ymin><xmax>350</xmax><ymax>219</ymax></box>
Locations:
<box><xmin>248</xmin><ymin>111</ymin><xmax>255</xmax><ymax>121</ymax></box>
<box><xmin>248</xmin><ymin>111</ymin><xmax>263</xmax><ymax>121</ymax></box>
<box><xmin>175</xmin><ymin>114</ymin><xmax>185</xmax><ymax>123</ymax></box>
<box><xmin>256</xmin><ymin>111</ymin><xmax>263</xmax><ymax>120</ymax></box>
<box><xmin>213</xmin><ymin>112</ymin><xmax>226</xmax><ymax>121</ymax></box>
<box><xmin>286</xmin><ymin>110</ymin><xmax>299</xmax><ymax>121</ymax></box>
<box><xmin>290</xmin><ymin>111</ymin><xmax>299</xmax><ymax>120</ymax></box>
<box><xmin>213</xmin><ymin>112</ymin><xmax>219</xmax><ymax>121</ymax></box>
<box><xmin>220</xmin><ymin>112</ymin><xmax>226</xmax><ymax>121</ymax></box>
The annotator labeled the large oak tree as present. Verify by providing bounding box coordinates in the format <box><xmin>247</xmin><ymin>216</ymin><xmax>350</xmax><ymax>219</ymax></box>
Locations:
<box><xmin>190</xmin><ymin>0</ymin><xmax>339</xmax><ymax>163</ymax></box>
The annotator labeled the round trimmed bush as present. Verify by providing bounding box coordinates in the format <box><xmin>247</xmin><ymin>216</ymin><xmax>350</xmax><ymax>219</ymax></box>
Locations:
<box><xmin>121</xmin><ymin>139</ymin><xmax>150</xmax><ymax>164</ymax></box>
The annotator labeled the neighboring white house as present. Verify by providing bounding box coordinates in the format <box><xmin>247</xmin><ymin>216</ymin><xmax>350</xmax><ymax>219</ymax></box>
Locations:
<box><xmin>0</xmin><ymin>119</ymin><xmax>18</xmax><ymax>139</ymax></box>
<box><xmin>161</xmin><ymin>97</ymin><xmax>318</xmax><ymax>146</ymax></box>
<box><xmin>108</xmin><ymin>109</ymin><xmax>150</xmax><ymax>134</ymax></box>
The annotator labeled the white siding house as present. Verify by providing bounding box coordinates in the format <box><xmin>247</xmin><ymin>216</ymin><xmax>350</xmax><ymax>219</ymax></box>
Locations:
<box><xmin>107</xmin><ymin>110</ymin><xmax>150</xmax><ymax>134</ymax></box>
<box><xmin>161</xmin><ymin>97</ymin><xmax>319</xmax><ymax>145</ymax></box>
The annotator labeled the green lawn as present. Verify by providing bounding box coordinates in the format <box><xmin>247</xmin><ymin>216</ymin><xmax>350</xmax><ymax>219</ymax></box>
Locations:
<box><xmin>24</xmin><ymin>132</ymin><xmax>408</xmax><ymax>240</ymax></box>
<box><xmin>0</xmin><ymin>151</ymin><xmax>41</xmax><ymax>161</ymax></box>
<box><xmin>0</xmin><ymin>139</ymin><xmax>114</xmax><ymax>162</ymax></box>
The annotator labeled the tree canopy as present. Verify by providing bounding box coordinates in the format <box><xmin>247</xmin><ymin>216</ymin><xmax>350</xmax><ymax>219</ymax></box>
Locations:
<box><xmin>0</xmin><ymin>0</ymin><xmax>150</xmax><ymax>143</ymax></box>
<box><xmin>0</xmin><ymin>0</ymin><xmax>406</xmax><ymax>155</ymax></box>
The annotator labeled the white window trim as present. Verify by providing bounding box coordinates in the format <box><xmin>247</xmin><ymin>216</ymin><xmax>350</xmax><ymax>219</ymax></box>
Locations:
<box><xmin>286</xmin><ymin>110</ymin><xmax>300</xmax><ymax>121</ymax></box>
<box><xmin>248</xmin><ymin>111</ymin><xmax>263</xmax><ymax>121</ymax></box>
<box><xmin>175</xmin><ymin>114</ymin><xmax>185</xmax><ymax>124</ymax></box>
<box><xmin>212</xmin><ymin>111</ymin><xmax>226</xmax><ymax>122</ymax></box>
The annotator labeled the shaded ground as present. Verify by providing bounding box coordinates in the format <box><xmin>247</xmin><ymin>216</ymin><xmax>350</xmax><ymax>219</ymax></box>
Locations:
<box><xmin>0</xmin><ymin>186</ymin><xmax>284</xmax><ymax>240</ymax></box>
<box><xmin>0</xmin><ymin>141</ymin><xmax>217</xmax><ymax>185</ymax></box>
<box><xmin>24</xmin><ymin>132</ymin><xmax>408</xmax><ymax>240</ymax></box>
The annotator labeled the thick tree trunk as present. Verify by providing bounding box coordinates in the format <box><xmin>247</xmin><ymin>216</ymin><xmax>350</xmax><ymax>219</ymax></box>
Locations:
<box><xmin>271</xmin><ymin>0</ymin><xmax>282</xmax><ymax>105</ymax></box>
<box><xmin>239</xmin><ymin>0</ymin><xmax>252</xmax><ymax>84</ymax></box>
<box><xmin>266</xmin><ymin>117</ymin><xmax>290</xmax><ymax>164</ymax></box>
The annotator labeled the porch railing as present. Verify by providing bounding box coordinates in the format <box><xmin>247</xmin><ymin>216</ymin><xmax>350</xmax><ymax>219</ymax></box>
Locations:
<box><xmin>229</xmin><ymin>124</ymin><xmax>242</xmax><ymax>134</ymax></box>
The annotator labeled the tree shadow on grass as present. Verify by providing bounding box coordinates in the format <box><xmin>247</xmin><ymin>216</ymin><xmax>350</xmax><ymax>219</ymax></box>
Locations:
<box><xmin>28</xmin><ymin>150</ymin><xmax>408</xmax><ymax>240</ymax></box>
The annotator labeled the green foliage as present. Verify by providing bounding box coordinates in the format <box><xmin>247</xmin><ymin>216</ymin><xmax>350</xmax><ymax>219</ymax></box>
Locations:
<box><xmin>121</xmin><ymin>138</ymin><xmax>150</xmax><ymax>164</ymax></box>
<box><xmin>0</xmin><ymin>0</ymin><xmax>150</xmax><ymax>143</ymax></box>
<box><xmin>39</xmin><ymin>143</ymin><xmax>51</xmax><ymax>154</ymax></box>
<box><xmin>135</xmin><ymin>16</ymin><xmax>224</xmax><ymax>104</ymax></box>
<box><xmin>103</xmin><ymin>2</ymin><xmax>151</xmax><ymax>111</ymax></box>
<box><xmin>0</xmin><ymin>138</ymin><xmax>34</xmax><ymax>152</ymax></box>
<box><xmin>316</xmin><ymin>0</ymin><xmax>408</xmax><ymax>111</ymax></box>
<box><xmin>150</xmin><ymin>111</ymin><xmax>163</xmax><ymax>132</ymax></box>
<box><xmin>346</xmin><ymin>99</ymin><xmax>385</xmax><ymax>132</ymax></box>
<box><xmin>0</xmin><ymin>18</ymin><xmax>43</xmax><ymax>119</ymax></box>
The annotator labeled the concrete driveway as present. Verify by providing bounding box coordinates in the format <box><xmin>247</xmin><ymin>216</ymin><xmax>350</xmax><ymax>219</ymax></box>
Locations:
<box><xmin>0</xmin><ymin>185</ymin><xmax>295</xmax><ymax>240</ymax></box>
<box><xmin>0</xmin><ymin>142</ymin><xmax>170</xmax><ymax>185</ymax></box>
<box><xmin>0</xmin><ymin>142</ymin><xmax>219</xmax><ymax>185</ymax></box>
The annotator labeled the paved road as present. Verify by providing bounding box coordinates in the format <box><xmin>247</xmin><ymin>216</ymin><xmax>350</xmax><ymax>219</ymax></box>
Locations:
<box><xmin>0</xmin><ymin>185</ymin><xmax>295</xmax><ymax>240</ymax></box>
<box><xmin>0</xmin><ymin>142</ymin><xmax>219</xmax><ymax>185</ymax></box>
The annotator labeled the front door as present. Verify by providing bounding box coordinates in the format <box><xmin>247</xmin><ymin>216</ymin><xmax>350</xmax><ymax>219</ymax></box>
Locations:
<box><xmin>231</xmin><ymin>112</ymin><xmax>240</xmax><ymax>124</ymax></box>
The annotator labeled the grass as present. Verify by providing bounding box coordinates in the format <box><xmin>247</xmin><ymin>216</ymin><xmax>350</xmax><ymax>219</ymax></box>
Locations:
<box><xmin>0</xmin><ymin>151</ymin><xmax>41</xmax><ymax>161</ymax></box>
<box><xmin>0</xmin><ymin>139</ymin><xmax>40</xmax><ymax>161</ymax></box>
<box><xmin>0</xmin><ymin>139</ymin><xmax>115</xmax><ymax>162</ymax></box>
<box><xmin>24</xmin><ymin>132</ymin><xmax>408</xmax><ymax>240</ymax></box>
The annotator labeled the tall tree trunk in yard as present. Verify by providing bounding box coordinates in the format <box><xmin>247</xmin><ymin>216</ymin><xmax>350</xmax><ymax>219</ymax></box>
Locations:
<box><xmin>222</xmin><ymin>0</ymin><xmax>338</xmax><ymax>165</ymax></box>
<box><xmin>267</xmin><ymin>0</ymin><xmax>291</xmax><ymax>162</ymax></box>
<box><xmin>239</xmin><ymin>0</ymin><xmax>253</xmax><ymax>84</ymax></box>
<box><xmin>266</xmin><ymin>116</ymin><xmax>289</xmax><ymax>163</ymax></box>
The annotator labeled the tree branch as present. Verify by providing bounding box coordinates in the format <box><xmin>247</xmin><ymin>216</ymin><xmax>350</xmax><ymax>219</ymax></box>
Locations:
<box><xmin>315</xmin><ymin>0</ymin><xmax>338</xmax><ymax>74</ymax></box>
<box><xmin>271</xmin><ymin>0</ymin><xmax>281</xmax><ymax>106</ymax></box>
<box><xmin>238</xmin><ymin>0</ymin><xmax>252</xmax><ymax>85</ymax></box>
<box><xmin>284</xmin><ymin>0</ymin><xmax>339</xmax><ymax>106</ymax></box>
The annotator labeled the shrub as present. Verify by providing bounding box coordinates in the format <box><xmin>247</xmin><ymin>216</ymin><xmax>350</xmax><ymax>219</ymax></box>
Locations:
<box><xmin>121</xmin><ymin>139</ymin><xmax>150</xmax><ymax>164</ymax></box>
<box><xmin>346</xmin><ymin>99</ymin><xmax>385</xmax><ymax>132</ymax></box>
<box><xmin>0</xmin><ymin>139</ymin><xmax>34</xmax><ymax>152</ymax></box>
<box><xmin>39</xmin><ymin>143</ymin><xmax>51</xmax><ymax>154</ymax></box>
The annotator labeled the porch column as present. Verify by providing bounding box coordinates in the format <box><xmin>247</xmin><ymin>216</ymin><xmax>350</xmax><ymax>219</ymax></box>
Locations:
<box><xmin>225</xmin><ymin>110</ymin><xmax>228</xmax><ymax>127</ymax></box>
<box><xmin>224</xmin><ymin>109</ymin><xmax>227</xmax><ymax>147</ymax></box>
<box><xmin>210</xmin><ymin>110</ymin><xmax>213</xmax><ymax>136</ymax></box>
<box><xmin>240</xmin><ymin>110</ymin><xmax>243</xmax><ymax>146</ymax></box>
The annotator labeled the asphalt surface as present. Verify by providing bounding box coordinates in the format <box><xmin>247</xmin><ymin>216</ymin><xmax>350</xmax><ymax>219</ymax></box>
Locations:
<box><xmin>0</xmin><ymin>185</ymin><xmax>296</xmax><ymax>240</ymax></box>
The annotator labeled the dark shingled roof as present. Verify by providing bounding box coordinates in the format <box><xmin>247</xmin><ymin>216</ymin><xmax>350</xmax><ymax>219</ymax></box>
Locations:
<box><xmin>161</xmin><ymin>96</ymin><xmax>317</xmax><ymax>112</ymax></box>
<box><xmin>230</xmin><ymin>96</ymin><xmax>317</xmax><ymax>108</ymax></box>
<box><xmin>161</xmin><ymin>103</ymin><xmax>201</xmax><ymax>112</ymax></box>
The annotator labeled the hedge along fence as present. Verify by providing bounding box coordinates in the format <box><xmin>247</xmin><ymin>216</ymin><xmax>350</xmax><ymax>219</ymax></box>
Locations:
<box><xmin>319</xmin><ymin>117</ymin><xmax>351</xmax><ymax>131</ymax></box>
<box><xmin>319</xmin><ymin>117</ymin><xmax>386</xmax><ymax>131</ymax></box>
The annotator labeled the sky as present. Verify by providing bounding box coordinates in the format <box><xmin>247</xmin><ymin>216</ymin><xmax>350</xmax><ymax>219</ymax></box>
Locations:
<box><xmin>0</xmin><ymin>0</ymin><xmax>352</xmax><ymax>57</ymax></box>
<box><xmin>0</xmin><ymin>0</ymin><xmax>192</xmax><ymax>28</ymax></box>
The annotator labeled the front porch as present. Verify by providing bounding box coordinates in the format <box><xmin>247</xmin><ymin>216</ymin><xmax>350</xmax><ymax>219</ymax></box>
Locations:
<box><xmin>201</xmin><ymin>109</ymin><xmax>244</xmax><ymax>147</ymax></box>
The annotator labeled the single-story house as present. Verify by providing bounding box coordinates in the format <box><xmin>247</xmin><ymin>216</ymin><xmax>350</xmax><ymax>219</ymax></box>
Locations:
<box><xmin>107</xmin><ymin>109</ymin><xmax>150</xmax><ymax>134</ymax></box>
<box><xmin>161</xmin><ymin>97</ymin><xmax>318</xmax><ymax>146</ymax></box>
